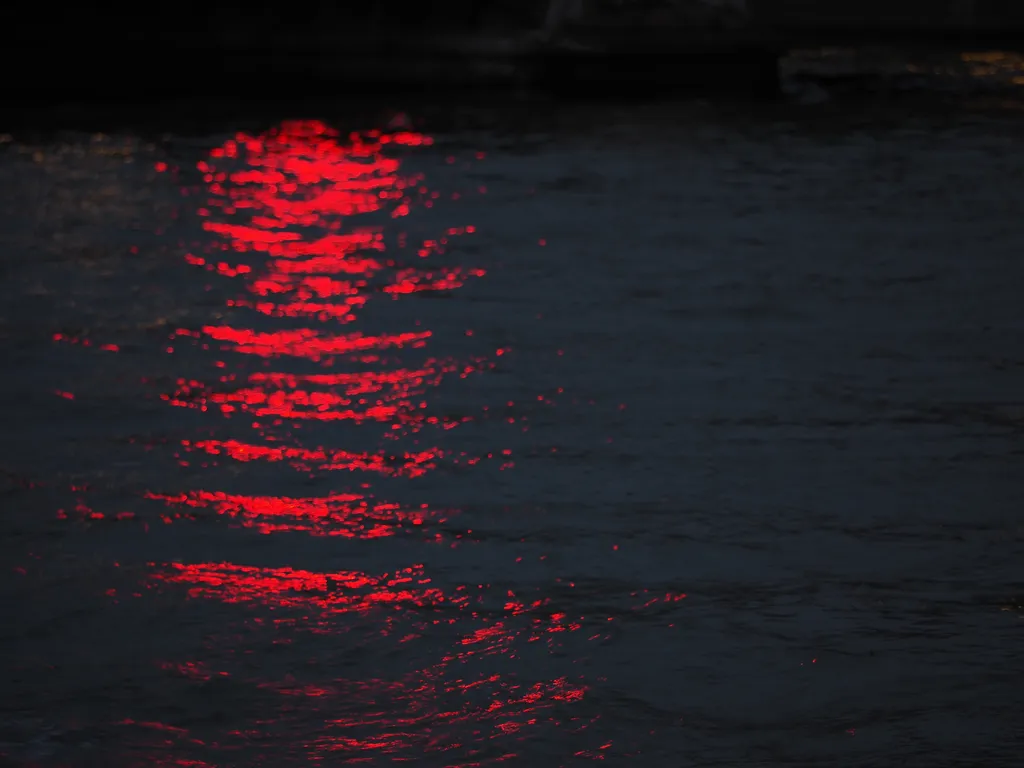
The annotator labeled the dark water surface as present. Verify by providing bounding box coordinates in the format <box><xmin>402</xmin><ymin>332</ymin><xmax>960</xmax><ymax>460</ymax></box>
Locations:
<box><xmin>1</xmin><ymin>78</ymin><xmax>1023</xmax><ymax>766</ymax></box>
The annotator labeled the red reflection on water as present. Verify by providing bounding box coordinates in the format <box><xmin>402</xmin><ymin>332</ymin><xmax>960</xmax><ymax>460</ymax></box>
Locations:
<box><xmin>233</xmin><ymin>297</ymin><xmax>366</xmax><ymax>322</ymax></box>
<box><xmin>164</xmin><ymin>360</ymin><xmax>482</xmax><ymax>432</ymax></box>
<box><xmin>151</xmin><ymin>559</ymin><xmax>595</xmax><ymax>761</ymax></box>
<box><xmin>214</xmin><ymin>666</ymin><xmax>589</xmax><ymax>762</ymax></box>
<box><xmin>384</xmin><ymin>266</ymin><xmax>487</xmax><ymax>295</ymax></box>
<box><xmin>189</xmin><ymin>121</ymin><xmax>429</xmax><ymax>341</ymax></box>
<box><xmin>213</xmin><ymin>385</ymin><xmax>405</xmax><ymax>423</ymax></box>
<box><xmin>195</xmin><ymin>326</ymin><xmax>431</xmax><ymax>360</ymax></box>
<box><xmin>155</xmin><ymin>562</ymin><xmax>446</xmax><ymax>616</ymax></box>
<box><xmin>163</xmin><ymin>116</ymin><xmax>491</xmax><ymax>456</ymax></box>
<box><xmin>131</xmin><ymin>119</ymin><xmax>590</xmax><ymax>763</ymax></box>
<box><xmin>248</xmin><ymin>274</ymin><xmax>361</xmax><ymax>300</ymax></box>
<box><xmin>145</xmin><ymin>490</ymin><xmax>440</xmax><ymax>537</ymax></box>
<box><xmin>633</xmin><ymin>590</ymin><xmax>688</xmax><ymax>609</ymax></box>
<box><xmin>181</xmin><ymin>439</ymin><xmax>440</xmax><ymax>477</ymax></box>
<box><xmin>52</xmin><ymin>332</ymin><xmax>120</xmax><ymax>352</ymax></box>
<box><xmin>307</xmin><ymin>673</ymin><xmax>589</xmax><ymax>759</ymax></box>
<box><xmin>186</xmin><ymin>118</ymin><xmax>485</xmax><ymax>348</ymax></box>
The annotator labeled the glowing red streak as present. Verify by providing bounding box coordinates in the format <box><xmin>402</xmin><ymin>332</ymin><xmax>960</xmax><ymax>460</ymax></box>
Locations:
<box><xmin>145</xmin><ymin>490</ymin><xmax>437</xmax><ymax>537</ymax></box>
<box><xmin>384</xmin><ymin>267</ymin><xmax>487</xmax><ymax>295</ymax></box>
<box><xmin>248</xmin><ymin>367</ymin><xmax>444</xmax><ymax>389</ymax></box>
<box><xmin>248</xmin><ymin>275</ymin><xmax>360</xmax><ymax>299</ymax></box>
<box><xmin>260</xmin><ymin>234</ymin><xmax>385</xmax><ymax>259</ymax></box>
<box><xmin>155</xmin><ymin>562</ymin><xmax>445</xmax><ymax>613</ymax></box>
<box><xmin>184</xmin><ymin>439</ymin><xmax>440</xmax><ymax>477</ymax></box>
<box><xmin>165</xmin><ymin>364</ymin><xmax>455</xmax><ymax>426</ymax></box>
<box><xmin>197</xmin><ymin>326</ymin><xmax>431</xmax><ymax>359</ymax></box>
<box><xmin>198</xmin><ymin>121</ymin><xmax>424</xmax><ymax>236</ymax></box>
<box><xmin>238</xmin><ymin>299</ymin><xmax>365</xmax><ymax>322</ymax></box>
<box><xmin>201</xmin><ymin>222</ymin><xmax>302</xmax><ymax>245</ymax></box>
<box><xmin>215</xmin><ymin>389</ymin><xmax>404</xmax><ymax>423</ymax></box>
<box><xmin>269</xmin><ymin>254</ymin><xmax>382</xmax><ymax>275</ymax></box>
<box><xmin>163</xmin><ymin>360</ymin><xmax>483</xmax><ymax>434</ymax></box>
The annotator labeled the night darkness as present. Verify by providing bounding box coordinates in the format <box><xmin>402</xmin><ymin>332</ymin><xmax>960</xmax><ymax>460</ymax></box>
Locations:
<box><xmin>1</xmin><ymin>2</ymin><xmax>1022</xmax><ymax>766</ymax></box>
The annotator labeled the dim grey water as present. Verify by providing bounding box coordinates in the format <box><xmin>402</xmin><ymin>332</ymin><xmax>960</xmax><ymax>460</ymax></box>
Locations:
<box><xmin>1</xmin><ymin>64</ymin><xmax>1023</xmax><ymax>766</ymax></box>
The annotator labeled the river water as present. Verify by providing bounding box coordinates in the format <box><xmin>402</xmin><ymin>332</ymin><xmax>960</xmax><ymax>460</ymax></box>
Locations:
<box><xmin>1</xmin><ymin>64</ymin><xmax>1023</xmax><ymax>766</ymax></box>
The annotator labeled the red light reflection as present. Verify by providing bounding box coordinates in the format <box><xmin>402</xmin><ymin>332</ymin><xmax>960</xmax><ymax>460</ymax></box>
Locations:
<box><xmin>181</xmin><ymin>118</ymin><xmax>480</xmax><ymax>351</ymax></box>
<box><xmin>181</xmin><ymin>439</ymin><xmax>441</xmax><ymax>477</ymax></box>
<box><xmin>145</xmin><ymin>490</ymin><xmax>440</xmax><ymax>538</ymax></box>
<box><xmin>124</xmin><ymin>118</ymin><xmax>598</xmax><ymax>763</ymax></box>
<box><xmin>383</xmin><ymin>266</ymin><xmax>487</xmax><ymax>296</ymax></box>
<box><xmin>155</xmin><ymin>562</ymin><xmax>446</xmax><ymax>616</ymax></box>
<box><xmin>150</xmin><ymin>558</ymin><xmax>598</xmax><ymax>760</ymax></box>
<box><xmin>159</xmin><ymin>118</ymin><xmax>497</xmax><ymax>483</ymax></box>
<box><xmin>196</xmin><ymin>326</ymin><xmax>431</xmax><ymax>361</ymax></box>
<box><xmin>163</xmin><ymin>360</ymin><xmax>485</xmax><ymax>432</ymax></box>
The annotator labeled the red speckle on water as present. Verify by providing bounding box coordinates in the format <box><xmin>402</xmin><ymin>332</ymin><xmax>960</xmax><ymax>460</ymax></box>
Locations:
<box><xmin>36</xmin><ymin>118</ymin><xmax>615</xmax><ymax>762</ymax></box>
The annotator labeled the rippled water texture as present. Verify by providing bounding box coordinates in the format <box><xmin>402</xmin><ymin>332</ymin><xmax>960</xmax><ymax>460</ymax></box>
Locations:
<box><xmin>1</xmin><ymin>77</ymin><xmax>1023</xmax><ymax>766</ymax></box>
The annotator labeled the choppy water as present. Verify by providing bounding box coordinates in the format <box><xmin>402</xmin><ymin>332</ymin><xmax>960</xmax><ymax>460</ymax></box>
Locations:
<box><xmin>1</xmin><ymin>73</ymin><xmax>1023</xmax><ymax>766</ymax></box>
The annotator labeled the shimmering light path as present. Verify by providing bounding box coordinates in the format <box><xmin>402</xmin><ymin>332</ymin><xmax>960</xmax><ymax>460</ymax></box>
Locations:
<box><xmin>2</xmin><ymin>75</ymin><xmax>1024</xmax><ymax>766</ymax></box>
